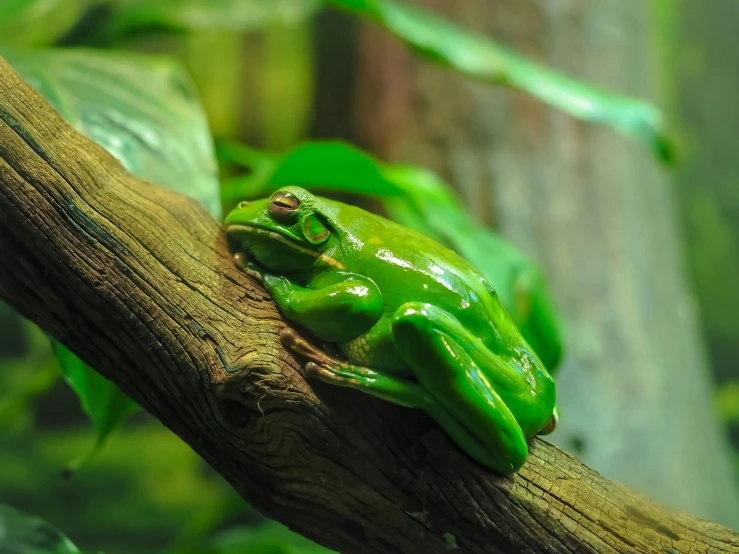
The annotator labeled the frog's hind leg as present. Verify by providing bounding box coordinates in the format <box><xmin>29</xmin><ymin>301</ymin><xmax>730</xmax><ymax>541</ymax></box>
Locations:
<box><xmin>280</xmin><ymin>328</ymin><xmax>432</xmax><ymax>409</ymax></box>
<box><xmin>391</xmin><ymin>303</ymin><xmax>530</xmax><ymax>474</ymax></box>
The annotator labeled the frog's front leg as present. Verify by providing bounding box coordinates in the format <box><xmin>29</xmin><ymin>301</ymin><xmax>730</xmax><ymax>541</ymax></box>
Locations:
<box><xmin>255</xmin><ymin>267</ymin><xmax>383</xmax><ymax>343</ymax></box>
<box><xmin>280</xmin><ymin>328</ymin><xmax>432</xmax><ymax>409</ymax></box>
<box><xmin>391</xmin><ymin>303</ymin><xmax>553</xmax><ymax>475</ymax></box>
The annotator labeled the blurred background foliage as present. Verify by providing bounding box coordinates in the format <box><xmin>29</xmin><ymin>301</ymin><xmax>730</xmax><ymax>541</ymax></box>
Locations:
<box><xmin>1</xmin><ymin>0</ymin><xmax>739</xmax><ymax>552</ymax></box>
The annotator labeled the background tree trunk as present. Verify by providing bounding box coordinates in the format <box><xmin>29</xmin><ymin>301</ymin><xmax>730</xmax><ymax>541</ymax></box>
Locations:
<box><xmin>350</xmin><ymin>0</ymin><xmax>739</xmax><ymax>527</ymax></box>
<box><xmin>670</xmin><ymin>1</ymin><xmax>739</xmax><ymax>448</ymax></box>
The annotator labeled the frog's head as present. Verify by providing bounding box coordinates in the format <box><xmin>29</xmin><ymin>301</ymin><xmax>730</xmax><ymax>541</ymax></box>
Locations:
<box><xmin>225</xmin><ymin>186</ymin><xmax>342</xmax><ymax>273</ymax></box>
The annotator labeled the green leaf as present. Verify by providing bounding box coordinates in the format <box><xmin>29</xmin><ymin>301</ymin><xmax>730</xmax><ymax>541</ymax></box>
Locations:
<box><xmin>0</xmin><ymin>321</ymin><xmax>60</xmax><ymax>435</ymax></box>
<box><xmin>218</xmin><ymin>140</ymin><xmax>401</xmax><ymax>204</ymax></box>
<box><xmin>716</xmin><ymin>382</ymin><xmax>739</xmax><ymax>424</ymax></box>
<box><xmin>0</xmin><ymin>504</ymin><xmax>83</xmax><ymax>554</ymax></box>
<box><xmin>220</xmin><ymin>140</ymin><xmax>563</xmax><ymax>371</ymax></box>
<box><xmin>197</xmin><ymin>521</ymin><xmax>335</xmax><ymax>554</ymax></box>
<box><xmin>102</xmin><ymin>0</ymin><xmax>321</xmax><ymax>38</ymax></box>
<box><xmin>327</xmin><ymin>0</ymin><xmax>673</xmax><ymax>162</ymax></box>
<box><xmin>4</xmin><ymin>48</ymin><xmax>222</xmax><ymax>219</ymax></box>
<box><xmin>52</xmin><ymin>342</ymin><xmax>137</xmax><ymax>471</ymax></box>
<box><xmin>0</xmin><ymin>0</ymin><xmax>83</xmax><ymax>48</ymax></box>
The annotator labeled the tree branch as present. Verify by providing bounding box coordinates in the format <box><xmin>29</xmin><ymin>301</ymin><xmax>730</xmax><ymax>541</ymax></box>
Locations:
<box><xmin>0</xmin><ymin>55</ymin><xmax>735</xmax><ymax>554</ymax></box>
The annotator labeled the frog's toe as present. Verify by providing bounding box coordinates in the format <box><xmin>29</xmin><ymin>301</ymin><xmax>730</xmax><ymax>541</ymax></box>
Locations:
<box><xmin>305</xmin><ymin>361</ymin><xmax>351</xmax><ymax>382</ymax></box>
<box><xmin>537</xmin><ymin>406</ymin><xmax>559</xmax><ymax>436</ymax></box>
<box><xmin>233</xmin><ymin>251</ymin><xmax>247</xmax><ymax>269</ymax></box>
<box><xmin>280</xmin><ymin>327</ymin><xmax>340</xmax><ymax>367</ymax></box>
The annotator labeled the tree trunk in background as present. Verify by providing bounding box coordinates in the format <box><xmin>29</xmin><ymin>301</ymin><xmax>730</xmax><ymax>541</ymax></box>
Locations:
<box><xmin>672</xmin><ymin>2</ymin><xmax>739</xmax><ymax>435</ymax></box>
<box><xmin>352</xmin><ymin>0</ymin><xmax>739</xmax><ymax>527</ymax></box>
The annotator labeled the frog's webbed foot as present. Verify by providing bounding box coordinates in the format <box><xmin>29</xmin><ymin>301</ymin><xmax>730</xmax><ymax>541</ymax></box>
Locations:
<box><xmin>321</xmin><ymin>341</ymin><xmax>344</xmax><ymax>361</ymax></box>
<box><xmin>277</xmin><ymin>329</ymin><xmax>343</xmax><ymax>361</ymax></box>
<box><xmin>280</xmin><ymin>328</ymin><xmax>336</xmax><ymax>366</ymax></box>
<box><xmin>280</xmin><ymin>327</ymin><xmax>431</xmax><ymax>409</ymax></box>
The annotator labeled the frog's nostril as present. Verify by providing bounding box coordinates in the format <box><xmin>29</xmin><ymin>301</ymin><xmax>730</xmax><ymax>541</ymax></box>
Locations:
<box><xmin>238</xmin><ymin>200</ymin><xmax>250</xmax><ymax>209</ymax></box>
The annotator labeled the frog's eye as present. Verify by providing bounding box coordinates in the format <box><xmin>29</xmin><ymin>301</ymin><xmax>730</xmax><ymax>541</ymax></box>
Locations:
<box><xmin>269</xmin><ymin>192</ymin><xmax>300</xmax><ymax>222</ymax></box>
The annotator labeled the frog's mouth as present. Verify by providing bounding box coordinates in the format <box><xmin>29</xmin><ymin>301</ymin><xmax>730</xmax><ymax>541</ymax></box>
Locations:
<box><xmin>226</xmin><ymin>224</ymin><xmax>345</xmax><ymax>270</ymax></box>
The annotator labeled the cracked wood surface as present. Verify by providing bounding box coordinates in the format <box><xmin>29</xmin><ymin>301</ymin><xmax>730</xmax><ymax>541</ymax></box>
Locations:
<box><xmin>0</xmin><ymin>55</ymin><xmax>737</xmax><ymax>554</ymax></box>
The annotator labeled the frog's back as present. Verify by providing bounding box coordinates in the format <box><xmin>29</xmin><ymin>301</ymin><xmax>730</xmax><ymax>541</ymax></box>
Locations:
<box><xmin>336</xmin><ymin>205</ymin><xmax>494</xmax><ymax>315</ymax></box>
<box><xmin>331</xmin><ymin>204</ymin><xmax>500</xmax><ymax>369</ymax></box>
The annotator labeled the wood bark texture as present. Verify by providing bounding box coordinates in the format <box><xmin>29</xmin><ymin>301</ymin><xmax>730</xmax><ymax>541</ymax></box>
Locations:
<box><xmin>0</xmin><ymin>56</ymin><xmax>738</xmax><ymax>554</ymax></box>
<box><xmin>353</xmin><ymin>0</ymin><xmax>739</xmax><ymax>527</ymax></box>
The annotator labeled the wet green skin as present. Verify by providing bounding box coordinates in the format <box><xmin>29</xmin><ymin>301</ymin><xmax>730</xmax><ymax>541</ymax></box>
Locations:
<box><xmin>225</xmin><ymin>186</ymin><xmax>557</xmax><ymax>474</ymax></box>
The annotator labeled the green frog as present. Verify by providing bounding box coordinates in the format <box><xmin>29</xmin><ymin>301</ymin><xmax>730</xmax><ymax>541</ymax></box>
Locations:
<box><xmin>225</xmin><ymin>186</ymin><xmax>558</xmax><ymax>474</ymax></box>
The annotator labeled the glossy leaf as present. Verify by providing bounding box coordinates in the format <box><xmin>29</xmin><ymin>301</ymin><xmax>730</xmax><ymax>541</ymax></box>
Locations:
<box><xmin>102</xmin><ymin>0</ymin><xmax>321</xmax><ymax>38</ymax></box>
<box><xmin>220</xmin><ymin>140</ymin><xmax>563</xmax><ymax>371</ymax></box>
<box><xmin>327</xmin><ymin>0</ymin><xmax>673</xmax><ymax>162</ymax></box>
<box><xmin>218</xmin><ymin>140</ymin><xmax>401</xmax><ymax>204</ymax></box>
<box><xmin>53</xmin><ymin>342</ymin><xmax>138</xmax><ymax>471</ymax></box>
<box><xmin>5</xmin><ymin>48</ymin><xmax>222</xmax><ymax>219</ymax></box>
<box><xmin>0</xmin><ymin>504</ymin><xmax>82</xmax><ymax>554</ymax></box>
<box><xmin>0</xmin><ymin>0</ymin><xmax>83</xmax><ymax>48</ymax></box>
